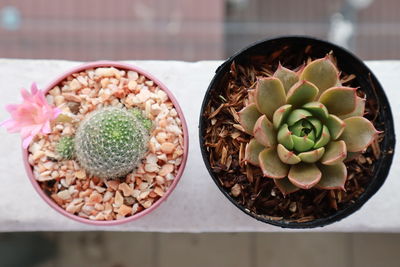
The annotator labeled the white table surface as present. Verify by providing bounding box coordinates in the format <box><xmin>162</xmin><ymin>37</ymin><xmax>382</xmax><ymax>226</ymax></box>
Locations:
<box><xmin>0</xmin><ymin>59</ymin><xmax>398</xmax><ymax>232</ymax></box>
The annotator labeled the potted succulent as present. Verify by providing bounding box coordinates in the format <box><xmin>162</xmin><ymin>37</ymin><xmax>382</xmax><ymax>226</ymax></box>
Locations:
<box><xmin>1</xmin><ymin>61</ymin><xmax>188</xmax><ymax>225</ymax></box>
<box><xmin>199</xmin><ymin>36</ymin><xmax>395</xmax><ymax>228</ymax></box>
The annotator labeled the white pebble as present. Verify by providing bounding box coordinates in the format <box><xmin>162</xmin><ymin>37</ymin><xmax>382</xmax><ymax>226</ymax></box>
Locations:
<box><xmin>69</xmin><ymin>79</ymin><xmax>82</xmax><ymax>91</ymax></box>
<box><xmin>166</xmin><ymin>173</ymin><xmax>175</xmax><ymax>181</ymax></box>
<box><xmin>103</xmin><ymin>191</ymin><xmax>113</xmax><ymax>202</ymax></box>
<box><xmin>57</xmin><ymin>190</ymin><xmax>71</xmax><ymax>200</ymax></box>
<box><xmin>77</xmin><ymin>76</ymin><xmax>88</xmax><ymax>86</ymax></box>
<box><xmin>145</xmin><ymin>164</ymin><xmax>159</xmax><ymax>173</ymax></box>
<box><xmin>51</xmin><ymin>171</ymin><xmax>59</xmax><ymax>179</ymax></box>
<box><xmin>157</xmin><ymin>90</ymin><xmax>168</xmax><ymax>102</ymax></box>
<box><xmin>127</xmin><ymin>71</ymin><xmax>139</xmax><ymax>80</ymax></box>
<box><xmin>146</xmin><ymin>154</ymin><xmax>158</xmax><ymax>164</ymax></box>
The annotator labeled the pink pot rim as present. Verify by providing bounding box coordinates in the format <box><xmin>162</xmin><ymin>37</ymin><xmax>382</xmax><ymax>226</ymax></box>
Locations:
<box><xmin>23</xmin><ymin>61</ymin><xmax>189</xmax><ymax>226</ymax></box>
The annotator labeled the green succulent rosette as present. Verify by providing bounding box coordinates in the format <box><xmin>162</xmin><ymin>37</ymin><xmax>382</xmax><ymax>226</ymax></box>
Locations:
<box><xmin>238</xmin><ymin>56</ymin><xmax>379</xmax><ymax>195</ymax></box>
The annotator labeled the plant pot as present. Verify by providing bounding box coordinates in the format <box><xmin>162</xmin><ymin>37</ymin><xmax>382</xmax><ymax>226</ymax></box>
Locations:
<box><xmin>199</xmin><ymin>36</ymin><xmax>395</xmax><ymax>228</ymax></box>
<box><xmin>24</xmin><ymin>61</ymin><xmax>188</xmax><ymax>226</ymax></box>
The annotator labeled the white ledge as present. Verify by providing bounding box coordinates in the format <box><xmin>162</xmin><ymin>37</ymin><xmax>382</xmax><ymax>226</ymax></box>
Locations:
<box><xmin>0</xmin><ymin>59</ymin><xmax>398</xmax><ymax>232</ymax></box>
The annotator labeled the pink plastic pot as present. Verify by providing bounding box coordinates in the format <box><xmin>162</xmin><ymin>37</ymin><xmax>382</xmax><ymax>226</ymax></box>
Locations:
<box><xmin>23</xmin><ymin>61</ymin><xmax>189</xmax><ymax>226</ymax></box>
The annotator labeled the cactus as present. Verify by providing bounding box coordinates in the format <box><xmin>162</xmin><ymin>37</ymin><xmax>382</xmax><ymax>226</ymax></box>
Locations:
<box><xmin>75</xmin><ymin>107</ymin><xmax>150</xmax><ymax>179</ymax></box>
<box><xmin>238</xmin><ymin>56</ymin><xmax>380</xmax><ymax>195</ymax></box>
<box><xmin>56</xmin><ymin>136</ymin><xmax>74</xmax><ymax>160</ymax></box>
<box><xmin>130</xmin><ymin>108</ymin><xmax>153</xmax><ymax>131</ymax></box>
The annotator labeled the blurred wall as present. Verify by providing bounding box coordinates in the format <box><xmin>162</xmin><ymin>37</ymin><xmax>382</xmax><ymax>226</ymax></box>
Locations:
<box><xmin>1</xmin><ymin>0</ymin><xmax>399</xmax><ymax>61</ymax></box>
<box><xmin>0</xmin><ymin>0</ymin><xmax>224</xmax><ymax>61</ymax></box>
<box><xmin>357</xmin><ymin>0</ymin><xmax>400</xmax><ymax>59</ymax></box>
<box><xmin>226</xmin><ymin>0</ymin><xmax>400</xmax><ymax>60</ymax></box>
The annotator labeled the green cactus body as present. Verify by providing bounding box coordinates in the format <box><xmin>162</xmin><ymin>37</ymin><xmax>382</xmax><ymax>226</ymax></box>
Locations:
<box><xmin>130</xmin><ymin>108</ymin><xmax>153</xmax><ymax>131</ymax></box>
<box><xmin>75</xmin><ymin>107</ymin><xmax>150</xmax><ymax>179</ymax></box>
<box><xmin>56</xmin><ymin>136</ymin><xmax>74</xmax><ymax>160</ymax></box>
<box><xmin>238</xmin><ymin>56</ymin><xmax>379</xmax><ymax>195</ymax></box>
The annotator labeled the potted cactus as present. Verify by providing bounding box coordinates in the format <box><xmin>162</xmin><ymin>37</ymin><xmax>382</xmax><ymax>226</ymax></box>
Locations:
<box><xmin>2</xmin><ymin>61</ymin><xmax>188</xmax><ymax>225</ymax></box>
<box><xmin>199</xmin><ymin>36</ymin><xmax>395</xmax><ymax>228</ymax></box>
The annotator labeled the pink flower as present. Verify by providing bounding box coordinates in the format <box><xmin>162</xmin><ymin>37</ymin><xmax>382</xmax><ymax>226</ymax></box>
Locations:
<box><xmin>0</xmin><ymin>83</ymin><xmax>61</xmax><ymax>148</ymax></box>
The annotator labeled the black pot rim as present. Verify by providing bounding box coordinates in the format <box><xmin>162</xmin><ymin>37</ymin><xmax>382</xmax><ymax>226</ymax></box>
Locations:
<box><xmin>199</xmin><ymin>35</ymin><xmax>396</xmax><ymax>228</ymax></box>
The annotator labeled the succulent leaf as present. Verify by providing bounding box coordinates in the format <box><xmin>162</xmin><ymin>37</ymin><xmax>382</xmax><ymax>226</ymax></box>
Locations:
<box><xmin>288</xmin><ymin>163</ymin><xmax>322</xmax><ymax>189</ymax></box>
<box><xmin>277</xmin><ymin>124</ymin><xmax>294</xmax><ymax>150</ymax></box>
<box><xmin>340</xmin><ymin>116</ymin><xmax>379</xmax><ymax>152</ymax></box>
<box><xmin>302</xmin><ymin>102</ymin><xmax>329</xmax><ymax>120</ymax></box>
<box><xmin>320</xmin><ymin>140</ymin><xmax>347</xmax><ymax>165</ymax></box>
<box><xmin>288</xmin><ymin>119</ymin><xmax>316</xmax><ymax>142</ymax></box>
<box><xmin>306</xmin><ymin>128</ymin><xmax>316</xmax><ymax>141</ymax></box>
<box><xmin>286</xmin><ymin>109</ymin><xmax>313</xmax><ymax>126</ymax></box>
<box><xmin>299</xmin><ymin>57</ymin><xmax>339</xmax><ymax>94</ymax></box>
<box><xmin>339</xmin><ymin>96</ymin><xmax>366</xmax><ymax>120</ymax></box>
<box><xmin>248</xmin><ymin>89</ymin><xmax>256</xmax><ymax>104</ymax></box>
<box><xmin>274</xmin><ymin>177</ymin><xmax>299</xmax><ymax>196</ymax></box>
<box><xmin>286</xmin><ymin>81</ymin><xmax>319</xmax><ymax>107</ymax></box>
<box><xmin>255</xmin><ymin>78</ymin><xmax>286</xmax><ymax>120</ymax></box>
<box><xmin>316</xmin><ymin>162</ymin><xmax>347</xmax><ymax>190</ymax></box>
<box><xmin>259</xmin><ymin>148</ymin><xmax>289</xmax><ymax>179</ymax></box>
<box><xmin>273</xmin><ymin>64</ymin><xmax>299</xmax><ymax>93</ymax></box>
<box><xmin>308</xmin><ymin>118</ymin><xmax>322</xmax><ymax>137</ymax></box>
<box><xmin>345</xmin><ymin>151</ymin><xmax>361</xmax><ymax>162</ymax></box>
<box><xmin>313</xmin><ymin>125</ymin><xmax>330</xmax><ymax>148</ymax></box>
<box><xmin>273</xmin><ymin>104</ymin><xmax>292</xmax><ymax>129</ymax></box>
<box><xmin>298</xmin><ymin>147</ymin><xmax>325</xmax><ymax>163</ymax></box>
<box><xmin>238</xmin><ymin>103</ymin><xmax>262</xmax><ymax>135</ymax></box>
<box><xmin>277</xmin><ymin>144</ymin><xmax>301</xmax><ymax>164</ymax></box>
<box><xmin>244</xmin><ymin>138</ymin><xmax>264</xmax><ymax>166</ymax></box>
<box><xmin>326</xmin><ymin>114</ymin><xmax>345</xmax><ymax>140</ymax></box>
<box><xmin>253</xmin><ymin>115</ymin><xmax>277</xmax><ymax>148</ymax></box>
<box><xmin>292</xmin><ymin>135</ymin><xmax>315</xmax><ymax>152</ymax></box>
<box><xmin>319</xmin><ymin>87</ymin><xmax>357</xmax><ymax>116</ymax></box>
<box><xmin>289</xmin><ymin>120</ymin><xmax>306</xmax><ymax>136</ymax></box>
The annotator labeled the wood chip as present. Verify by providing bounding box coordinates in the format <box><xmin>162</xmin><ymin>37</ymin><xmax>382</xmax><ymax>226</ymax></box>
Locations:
<box><xmin>231</xmin><ymin>184</ymin><xmax>241</xmax><ymax>197</ymax></box>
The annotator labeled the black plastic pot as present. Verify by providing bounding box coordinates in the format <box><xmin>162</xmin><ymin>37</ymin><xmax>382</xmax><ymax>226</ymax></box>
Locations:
<box><xmin>199</xmin><ymin>36</ymin><xmax>396</xmax><ymax>228</ymax></box>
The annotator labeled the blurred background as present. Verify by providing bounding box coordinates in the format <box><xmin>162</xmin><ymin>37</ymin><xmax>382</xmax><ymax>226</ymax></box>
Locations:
<box><xmin>1</xmin><ymin>232</ymin><xmax>400</xmax><ymax>267</ymax></box>
<box><xmin>1</xmin><ymin>0</ymin><xmax>400</xmax><ymax>266</ymax></box>
<box><xmin>0</xmin><ymin>0</ymin><xmax>399</xmax><ymax>61</ymax></box>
